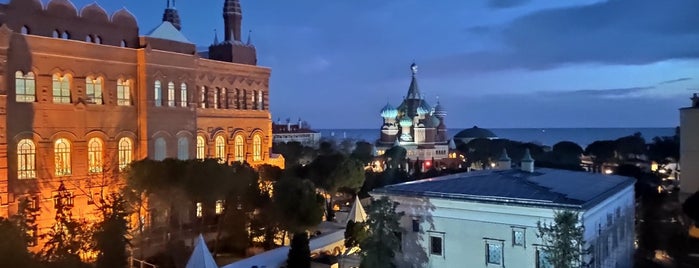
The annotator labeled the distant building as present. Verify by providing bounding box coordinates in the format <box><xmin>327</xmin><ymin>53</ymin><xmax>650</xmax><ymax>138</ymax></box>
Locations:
<box><xmin>372</xmin><ymin>151</ymin><xmax>635</xmax><ymax>268</ymax></box>
<box><xmin>272</xmin><ymin>118</ymin><xmax>321</xmax><ymax>146</ymax></box>
<box><xmin>453</xmin><ymin>126</ymin><xmax>499</xmax><ymax>145</ymax></box>
<box><xmin>680</xmin><ymin>93</ymin><xmax>699</xmax><ymax>197</ymax></box>
<box><xmin>375</xmin><ymin>63</ymin><xmax>453</xmax><ymax>168</ymax></box>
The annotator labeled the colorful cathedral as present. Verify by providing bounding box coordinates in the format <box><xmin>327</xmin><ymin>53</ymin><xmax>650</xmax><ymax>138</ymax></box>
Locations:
<box><xmin>376</xmin><ymin>63</ymin><xmax>459</xmax><ymax>170</ymax></box>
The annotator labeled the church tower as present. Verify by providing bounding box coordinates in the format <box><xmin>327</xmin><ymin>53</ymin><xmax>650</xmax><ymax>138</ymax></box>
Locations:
<box><xmin>680</xmin><ymin>93</ymin><xmax>699</xmax><ymax>197</ymax></box>
<box><xmin>162</xmin><ymin>0</ymin><xmax>182</xmax><ymax>30</ymax></box>
<box><xmin>209</xmin><ymin>0</ymin><xmax>257</xmax><ymax>65</ymax></box>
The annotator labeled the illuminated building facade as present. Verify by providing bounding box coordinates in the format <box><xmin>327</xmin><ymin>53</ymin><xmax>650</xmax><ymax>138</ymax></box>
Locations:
<box><xmin>0</xmin><ymin>0</ymin><xmax>281</xmax><ymax>247</ymax></box>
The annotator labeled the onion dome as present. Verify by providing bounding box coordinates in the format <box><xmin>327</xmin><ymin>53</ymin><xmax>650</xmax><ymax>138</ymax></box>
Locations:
<box><xmin>416</xmin><ymin>100</ymin><xmax>431</xmax><ymax>116</ymax></box>
<box><xmin>434</xmin><ymin>100</ymin><xmax>447</xmax><ymax>118</ymax></box>
<box><xmin>399</xmin><ymin>116</ymin><xmax>413</xmax><ymax>127</ymax></box>
<box><xmin>380</xmin><ymin>103</ymin><xmax>398</xmax><ymax>118</ymax></box>
<box><xmin>424</xmin><ymin>115</ymin><xmax>441</xmax><ymax>128</ymax></box>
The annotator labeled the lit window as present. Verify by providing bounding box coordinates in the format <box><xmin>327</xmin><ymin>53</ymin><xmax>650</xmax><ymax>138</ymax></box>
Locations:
<box><xmin>486</xmin><ymin>241</ymin><xmax>503</xmax><ymax>265</ymax></box>
<box><xmin>252</xmin><ymin>90</ymin><xmax>257</xmax><ymax>110</ymax></box>
<box><xmin>118</xmin><ymin>137</ymin><xmax>133</xmax><ymax>170</ymax></box>
<box><xmin>430</xmin><ymin>235</ymin><xmax>443</xmax><ymax>256</ymax></box>
<box><xmin>196</xmin><ymin>202</ymin><xmax>203</xmax><ymax>218</ymax></box>
<box><xmin>154</xmin><ymin>137</ymin><xmax>166</xmax><ymax>161</ymax></box>
<box><xmin>200</xmin><ymin>86</ymin><xmax>207</xmax><ymax>108</ymax></box>
<box><xmin>21</xmin><ymin>26</ymin><xmax>29</xmax><ymax>35</ymax></box>
<box><xmin>220</xmin><ymin>88</ymin><xmax>227</xmax><ymax>109</ymax></box>
<box><xmin>17</xmin><ymin>139</ymin><xmax>36</xmax><ymax>179</ymax></box>
<box><xmin>180</xmin><ymin>83</ymin><xmax>188</xmax><ymax>107</ymax></box>
<box><xmin>54</xmin><ymin>138</ymin><xmax>71</xmax><ymax>176</ymax></box>
<box><xmin>154</xmin><ymin>80</ymin><xmax>162</xmax><ymax>107</ymax></box>
<box><xmin>196</xmin><ymin>136</ymin><xmax>206</xmax><ymax>160</ymax></box>
<box><xmin>86</xmin><ymin>76</ymin><xmax>103</xmax><ymax>104</ymax></box>
<box><xmin>213</xmin><ymin>88</ymin><xmax>219</xmax><ymax>109</ymax></box>
<box><xmin>117</xmin><ymin>79</ymin><xmax>131</xmax><ymax>106</ymax></box>
<box><xmin>537</xmin><ymin>249</ymin><xmax>553</xmax><ymax>268</ymax></box>
<box><xmin>52</xmin><ymin>74</ymin><xmax>71</xmax><ymax>104</ymax></box>
<box><xmin>87</xmin><ymin>138</ymin><xmax>103</xmax><ymax>173</ymax></box>
<box><xmin>512</xmin><ymin>228</ymin><xmax>525</xmax><ymax>247</ymax></box>
<box><xmin>258</xmin><ymin>91</ymin><xmax>264</xmax><ymax>110</ymax></box>
<box><xmin>234</xmin><ymin>135</ymin><xmax>244</xmax><ymax>162</ymax></box>
<box><xmin>215</xmin><ymin>200</ymin><xmax>225</xmax><ymax>215</ymax></box>
<box><xmin>15</xmin><ymin>71</ymin><xmax>36</xmax><ymax>102</ymax></box>
<box><xmin>167</xmin><ymin>82</ymin><xmax>175</xmax><ymax>107</ymax></box>
<box><xmin>177</xmin><ymin>137</ymin><xmax>189</xmax><ymax>160</ymax></box>
<box><xmin>215</xmin><ymin>136</ymin><xmax>226</xmax><ymax>163</ymax></box>
<box><xmin>253</xmin><ymin>135</ymin><xmax>262</xmax><ymax>161</ymax></box>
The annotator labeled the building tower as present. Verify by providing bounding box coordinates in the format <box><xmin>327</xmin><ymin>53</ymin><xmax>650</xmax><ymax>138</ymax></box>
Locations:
<box><xmin>209</xmin><ymin>0</ymin><xmax>257</xmax><ymax>65</ymax></box>
<box><xmin>162</xmin><ymin>0</ymin><xmax>182</xmax><ymax>30</ymax></box>
<box><xmin>680</xmin><ymin>93</ymin><xmax>699</xmax><ymax>197</ymax></box>
<box><xmin>223</xmin><ymin>0</ymin><xmax>242</xmax><ymax>42</ymax></box>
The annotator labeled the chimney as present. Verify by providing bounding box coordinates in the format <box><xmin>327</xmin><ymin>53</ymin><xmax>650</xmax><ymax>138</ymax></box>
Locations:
<box><xmin>286</xmin><ymin>118</ymin><xmax>291</xmax><ymax>132</ymax></box>
<box><xmin>498</xmin><ymin>148</ymin><xmax>511</xmax><ymax>170</ymax></box>
<box><xmin>521</xmin><ymin>148</ymin><xmax>535</xmax><ymax>173</ymax></box>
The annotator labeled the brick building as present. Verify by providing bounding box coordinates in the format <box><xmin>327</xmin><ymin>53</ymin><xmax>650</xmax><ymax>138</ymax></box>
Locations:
<box><xmin>0</xmin><ymin>0</ymin><xmax>282</xmax><ymax>246</ymax></box>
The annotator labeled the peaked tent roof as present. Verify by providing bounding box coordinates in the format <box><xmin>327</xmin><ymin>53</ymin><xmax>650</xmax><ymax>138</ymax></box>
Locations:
<box><xmin>148</xmin><ymin>21</ymin><xmax>192</xmax><ymax>44</ymax></box>
<box><xmin>346</xmin><ymin>196</ymin><xmax>367</xmax><ymax>224</ymax></box>
<box><xmin>186</xmin><ymin>235</ymin><xmax>218</xmax><ymax>268</ymax></box>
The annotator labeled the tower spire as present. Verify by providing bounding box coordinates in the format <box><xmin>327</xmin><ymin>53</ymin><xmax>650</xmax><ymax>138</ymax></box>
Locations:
<box><xmin>224</xmin><ymin>0</ymin><xmax>243</xmax><ymax>42</ymax></box>
<box><xmin>213</xmin><ymin>29</ymin><xmax>219</xmax><ymax>45</ymax></box>
<box><xmin>162</xmin><ymin>0</ymin><xmax>181</xmax><ymax>30</ymax></box>
<box><xmin>406</xmin><ymin>62</ymin><xmax>421</xmax><ymax>99</ymax></box>
<box><xmin>246</xmin><ymin>30</ymin><xmax>252</xmax><ymax>45</ymax></box>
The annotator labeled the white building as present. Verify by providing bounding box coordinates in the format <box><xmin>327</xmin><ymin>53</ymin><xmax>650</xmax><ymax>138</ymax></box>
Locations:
<box><xmin>371</xmin><ymin>152</ymin><xmax>636</xmax><ymax>268</ymax></box>
<box><xmin>680</xmin><ymin>93</ymin><xmax>699</xmax><ymax>197</ymax></box>
<box><xmin>273</xmin><ymin>118</ymin><xmax>322</xmax><ymax>146</ymax></box>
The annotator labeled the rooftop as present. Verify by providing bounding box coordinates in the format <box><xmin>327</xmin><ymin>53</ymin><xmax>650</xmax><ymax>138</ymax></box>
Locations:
<box><xmin>372</xmin><ymin>168</ymin><xmax>635</xmax><ymax>209</ymax></box>
<box><xmin>147</xmin><ymin>21</ymin><xmax>192</xmax><ymax>44</ymax></box>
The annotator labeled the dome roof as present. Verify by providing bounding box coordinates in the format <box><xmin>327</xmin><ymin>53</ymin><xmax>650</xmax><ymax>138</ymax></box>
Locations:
<box><xmin>417</xmin><ymin>100</ymin><xmax>431</xmax><ymax>115</ymax></box>
<box><xmin>380</xmin><ymin>103</ymin><xmax>398</xmax><ymax>118</ymax></box>
<box><xmin>434</xmin><ymin>101</ymin><xmax>446</xmax><ymax>117</ymax></box>
<box><xmin>80</xmin><ymin>3</ymin><xmax>109</xmax><ymax>22</ymax></box>
<box><xmin>399</xmin><ymin>116</ymin><xmax>412</xmax><ymax>127</ymax></box>
<box><xmin>454</xmin><ymin>126</ymin><xmax>497</xmax><ymax>139</ymax></box>
<box><xmin>425</xmin><ymin>115</ymin><xmax>441</xmax><ymax>128</ymax></box>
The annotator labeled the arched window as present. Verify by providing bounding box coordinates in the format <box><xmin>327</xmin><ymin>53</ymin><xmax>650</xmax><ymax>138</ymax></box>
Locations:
<box><xmin>196</xmin><ymin>136</ymin><xmax>206</xmax><ymax>160</ymax></box>
<box><xmin>215</xmin><ymin>136</ymin><xmax>226</xmax><ymax>163</ymax></box>
<box><xmin>17</xmin><ymin>139</ymin><xmax>36</xmax><ymax>179</ymax></box>
<box><xmin>86</xmin><ymin>76</ymin><xmax>103</xmax><ymax>104</ymax></box>
<box><xmin>154</xmin><ymin>80</ymin><xmax>162</xmax><ymax>107</ymax></box>
<box><xmin>117</xmin><ymin>79</ymin><xmax>131</xmax><ymax>106</ymax></box>
<box><xmin>118</xmin><ymin>137</ymin><xmax>133</xmax><ymax>170</ymax></box>
<box><xmin>253</xmin><ymin>135</ymin><xmax>262</xmax><ymax>161</ymax></box>
<box><xmin>180</xmin><ymin>83</ymin><xmax>188</xmax><ymax>107</ymax></box>
<box><xmin>54</xmin><ymin>138</ymin><xmax>71</xmax><ymax>176</ymax></box>
<box><xmin>234</xmin><ymin>135</ymin><xmax>244</xmax><ymax>162</ymax></box>
<box><xmin>154</xmin><ymin>137</ymin><xmax>166</xmax><ymax>161</ymax></box>
<box><xmin>15</xmin><ymin>71</ymin><xmax>36</xmax><ymax>102</ymax></box>
<box><xmin>258</xmin><ymin>91</ymin><xmax>264</xmax><ymax>110</ymax></box>
<box><xmin>213</xmin><ymin>88</ymin><xmax>219</xmax><ymax>109</ymax></box>
<box><xmin>177</xmin><ymin>137</ymin><xmax>189</xmax><ymax>160</ymax></box>
<box><xmin>120</xmin><ymin>40</ymin><xmax>126</xmax><ymax>47</ymax></box>
<box><xmin>61</xmin><ymin>31</ymin><xmax>70</xmax><ymax>39</ymax></box>
<box><xmin>52</xmin><ymin>30</ymin><xmax>59</xmax><ymax>38</ymax></box>
<box><xmin>86</xmin><ymin>35</ymin><xmax>93</xmax><ymax>43</ymax></box>
<box><xmin>21</xmin><ymin>26</ymin><xmax>29</xmax><ymax>35</ymax></box>
<box><xmin>200</xmin><ymin>86</ymin><xmax>207</xmax><ymax>108</ymax></box>
<box><xmin>95</xmin><ymin>35</ymin><xmax>102</xmax><ymax>44</ymax></box>
<box><xmin>167</xmin><ymin>82</ymin><xmax>175</xmax><ymax>107</ymax></box>
<box><xmin>52</xmin><ymin>74</ymin><xmax>71</xmax><ymax>103</ymax></box>
<box><xmin>87</xmin><ymin>138</ymin><xmax>103</xmax><ymax>173</ymax></box>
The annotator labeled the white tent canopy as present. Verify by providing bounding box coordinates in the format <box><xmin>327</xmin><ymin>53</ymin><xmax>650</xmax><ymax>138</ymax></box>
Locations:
<box><xmin>345</xmin><ymin>196</ymin><xmax>367</xmax><ymax>224</ymax></box>
<box><xmin>186</xmin><ymin>234</ymin><xmax>218</xmax><ymax>268</ymax></box>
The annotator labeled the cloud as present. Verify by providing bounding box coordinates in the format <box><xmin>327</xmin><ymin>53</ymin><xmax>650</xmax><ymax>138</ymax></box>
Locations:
<box><xmin>427</xmin><ymin>0</ymin><xmax>699</xmax><ymax>73</ymax></box>
<box><xmin>659</xmin><ymin>77</ymin><xmax>691</xmax><ymax>85</ymax></box>
<box><xmin>555</xmin><ymin>87</ymin><xmax>654</xmax><ymax>99</ymax></box>
<box><xmin>488</xmin><ymin>0</ymin><xmax>531</xmax><ymax>9</ymax></box>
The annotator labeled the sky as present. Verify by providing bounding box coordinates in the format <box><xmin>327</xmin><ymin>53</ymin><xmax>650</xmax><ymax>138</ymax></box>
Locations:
<box><xmin>16</xmin><ymin>0</ymin><xmax>699</xmax><ymax>128</ymax></box>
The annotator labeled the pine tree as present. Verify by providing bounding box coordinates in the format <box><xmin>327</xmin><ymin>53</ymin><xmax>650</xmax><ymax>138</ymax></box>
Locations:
<box><xmin>537</xmin><ymin>210</ymin><xmax>586</xmax><ymax>268</ymax></box>
<box><xmin>40</xmin><ymin>183</ymin><xmax>91</xmax><ymax>268</ymax></box>
<box><xmin>360</xmin><ymin>197</ymin><xmax>404</xmax><ymax>268</ymax></box>
<box><xmin>287</xmin><ymin>232</ymin><xmax>311</xmax><ymax>268</ymax></box>
<box><xmin>10</xmin><ymin>197</ymin><xmax>40</xmax><ymax>246</ymax></box>
<box><xmin>94</xmin><ymin>193</ymin><xmax>130</xmax><ymax>268</ymax></box>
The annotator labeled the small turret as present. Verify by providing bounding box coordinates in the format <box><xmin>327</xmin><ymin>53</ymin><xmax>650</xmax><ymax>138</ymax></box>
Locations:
<box><xmin>498</xmin><ymin>148</ymin><xmax>511</xmax><ymax>170</ymax></box>
<box><xmin>162</xmin><ymin>0</ymin><xmax>182</xmax><ymax>31</ymax></box>
<box><xmin>521</xmin><ymin>148</ymin><xmax>535</xmax><ymax>173</ymax></box>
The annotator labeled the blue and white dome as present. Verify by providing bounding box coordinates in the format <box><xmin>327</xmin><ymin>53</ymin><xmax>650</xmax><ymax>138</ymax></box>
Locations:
<box><xmin>380</xmin><ymin>103</ymin><xmax>398</xmax><ymax>118</ymax></box>
<box><xmin>399</xmin><ymin>116</ymin><xmax>413</xmax><ymax>127</ymax></box>
<box><xmin>434</xmin><ymin>101</ymin><xmax>447</xmax><ymax>117</ymax></box>
<box><xmin>417</xmin><ymin>100</ymin><xmax>431</xmax><ymax>116</ymax></box>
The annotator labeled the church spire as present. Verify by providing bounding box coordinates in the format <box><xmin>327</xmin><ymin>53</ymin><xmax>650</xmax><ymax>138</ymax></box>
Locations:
<box><xmin>406</xmin><ymin>62</ymin><xmax>421</xmax><ymax>100</ymax></box>
<box><xmin>213</xmin><ymin>29</ymin><xmax>219</xmax><ymax>45</ymax></box>
<box><xmin>246</xmin><ymin>30</ymin><xmax>252</xmax><ymax>45</ymax></box>
<box><xmin>162</xmin><ymin>0</ymin><xmax>182</xmax><ymax>31</ymax></box>
<box><xmin>224</xmin><ymin>0</ymin><xmax>243</xmax><ymax>42</ymax></box>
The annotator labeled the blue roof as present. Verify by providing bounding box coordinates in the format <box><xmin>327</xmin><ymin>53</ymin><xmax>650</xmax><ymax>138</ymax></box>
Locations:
<box><xmin>372</xmin><ymin>168</ymin><xmax>635</xmax><ymax>209</ymax></box>
<box><xmin>147</xmin><ymin>21</ymin><xmax>192</xmax><ymax>44</ymax></box>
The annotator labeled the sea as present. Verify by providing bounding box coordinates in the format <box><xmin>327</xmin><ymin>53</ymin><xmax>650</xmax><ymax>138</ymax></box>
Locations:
<box><xmin>317</xmin><ymin>128</ymin><xmax>676</xmax><ymax>148</ymax></box>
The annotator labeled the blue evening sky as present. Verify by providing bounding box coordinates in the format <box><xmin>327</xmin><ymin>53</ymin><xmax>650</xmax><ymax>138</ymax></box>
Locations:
<box><xmin>18</xmin><ymin>0</ymin><xmax>699</xmax><ymax>128</ymax></box>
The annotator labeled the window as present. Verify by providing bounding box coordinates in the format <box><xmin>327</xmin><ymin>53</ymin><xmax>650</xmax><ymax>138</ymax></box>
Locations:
<box><xmin>253</xmin><ymin>135</ymin><xmax>262</xmax><ymax>161</ymax></box>
<box><xmin>215</xmin><ymin>136</ymin><xmax>226</xmax><ymax>163</ymax></box>
<box><xmin>52</xmin><ymin>30</ymin><xmax>59</xmax><ymax>38</ymax></box>
<box><xmin>154</xmin><ymin>138</ymin><xmax>166</xmax><ymax>160</ymax></box>
<box><xmin>252</xmin><ymin>90</ymin><xmax>257</xmax><ymax>110</ymax></box>
<box><xmin>412</xmin><ymin>218</ymin><xmax>420</xmax><ymax>232</ymax></box>
<box><xmin>86</xmin><ymin>35</ymin><xmax>93</xmax><ymax>42</ymax></box>
<box><xmin>220</xmin><ymin>88</ymin><xmax>227</xmax><ymax>109</ymax></box>
<box><xmin>21</xmin><ymin>26</ymin><xmax>29</xmax><ymax>35</ymax></box>
<box><xmin>61</xmin><ymin>31</ymin><xmax>70</xmax><ymax>39</ymax></box>
<box><xmin>258</xmin><ymin>91</ymin><xmax>264</xmax><ymax>110</ymax></box>
<box><xmin>120</xmin><ymin>40</ymin><xmax>126</xmax><ymax>47</ymax></box>
<box><xmin>486</xmin><ymin>241</ymin><xmax>503</xmax><ymax>265</ymax></box>
<box><xmin>54</xmin><ymin>138</ymin><xmax>71</xmax><ymax>176</ymax></box>
<box><xmin>430</xmin><ymin>235</ymin><xmax>443</xmax><ymax>256</ymax></box>
<box><xmin>537</xmin><ymin>249</ymin><xmax>553</xmax><ymax>268</ymax></box>
<box><xmin>118</xmin><ymin>137</ymin><xmax>133</xmax><ymax>170</ymax></box>
<box><xmin>167</xmin><ymin>82</ymin><xmax>175</xmax><ymax>107</ymax></box>
<box><xmin>215</xmin><ymin>200</ymin><xmax>225</xmax><ymax>215</ymax></box>
<box><xmin>17</xmin><ymin>139</ymin><xmax>36</xmax><ymax>179</ymax></box>
<box><xmin>117</xmin><ymin>79</ymin><xmax>131</xmax><ymax>106</ymax></box>
<box><xmin>235</xmin><ymin>89</ymin><xmax>240</xmax><ymax>109</ymax></box>
<box><xmin>154</xmin><ymin>80</ymin><xmax>162</xmax><ymax>106</ymax></box>
<box><xmin>213</xmin><ymin>88</ymin><xmax>219</xmax><ymax>109</ymax></box>
<box><xmin>196</xmin><ymin>202</ymin><xmax>203</xmax><ymax>218</ymax></box>
<box><xmin>87</xmin><ymin>138</ymin><xmax>103</xmax><ymax>173</ymax></box>
<box><xmin>180</xmin><ymin>83</ymin><xmax>188</xmax><ymax>107</ymax></box>
<box><xmin>177</xmin><ymin>137</ymin><xmax>189</xmax><ymax>160</ymax></box>
<box><xmin>196</xmin><ymin>136</ymin><xmax>206</xmax><ymax>160</ymax></box>
<box><xmin>86</xmin><ymin>76</ymin><xmax>103</xmax><ymax>104</ymax></box>
<box><xmin>395</xmin><ymin>231</ymin><xmax>403</xmax><ymax>252</ymax></box>
<box><xmin>200</xmin><ymin>86</ymin><xmax>207</xmax><ymax>108</ymax></box>
<box><xmin>234</xmin><ymin>135</ymin><xmax>244</xmax><ymax>162</ymax></box>
<box><xmin>52</xmin><ymin>74</ymin><xmax>71</xmax><ymax>103</ymax></box>
<box><xmin>15</xmin><ymin>71</ymin><xmax>36</xmax><ymax>102</ymax></box>
<box><xmin>95</xmin><ymin>35</ymin><xmax>102</xmax><ymax>44</ymax></box>
<box><xmin>512</xmin><ymin>228</ymin><xmax>525</xmax><ymax>247</ymax></box>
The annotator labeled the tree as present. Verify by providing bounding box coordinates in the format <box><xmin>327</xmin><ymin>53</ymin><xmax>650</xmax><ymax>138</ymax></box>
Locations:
<box><xmin>344</xmin><ymin>220</ymin><xmax>368</xmax><ymax>249</ymax></box>
<box><xmin>360</xmin><ymin>197</ymin><xmax>404</xmax><ymax>268</ymax></box>
<box><xmin>615</xmin><ymin>132</ymin><xmax>647</xmax><ymax>159</ymax></box>
<box><xmin>309</xmin><ymin>154</ymin><xmax>366</xmax><ymax>220</ymax></box>
<box><xmin>0</xmin><ymin>217</ymin><xmax>36</xmax><ymax>267</ymax></box>
<box><xmin>275</xmin><ymin>177</ymin><xmax>324</xmax><ymax>268</ymax></box>
<box><xmin>552</xmin><ymin>141</ymin><xmax>583</xmax><ymax>166</ymax></box>
<box><xmin>351</xmin><ymin>141</ymin><xmax>375</xmax><ymax>165</ymax></box>
<box><xmin>11</xmin><ymin>197</ymin><xmax>40</xmax><ymax>246</ymax></box>
<box><xmin>287</xmin><ymin>232</ymin><xmax>311</xmax><ymax>268</ymax></box>
<box><xmin>648</xmin><ymin>135</ymin><xmax>680</xmax><ymax>163</ymax></box>
<box><xmin>94</xmin><ymin>193</ymin><xmax>130</xmax><ymax>268</ymax></box>
<box><xmin>39</xmin><ymin>183</ymin><xmax>91</xmax><ymax>268</ymax></box>
<box><xmin>537</xmin><ymin>210</ymin><xmax>586</xmax><ymax>268</ymax></box>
